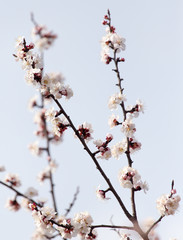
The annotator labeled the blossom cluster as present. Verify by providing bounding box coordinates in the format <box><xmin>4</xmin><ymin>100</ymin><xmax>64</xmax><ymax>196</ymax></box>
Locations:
<box><xmin>38</xmin><ymin>158</ymin><xmax>58</xmax><ymax>184</ymax></box>
<box><xmin>57</xmin><ymin>211</ymin><xmax>96</xmax><ymax>239</ymax></box>
<box><xmin>45</xmin><ymin>107</ymin><xmax>69</xmax><ymax>137</ymax></box>
<box><xmin>32</xmin><ymin>24</ymin><xmax>57</xmax><ymax>50</ymax></box>
<box><xmin>14</xmin><ymin>37</ymin><xmax>73</xmax><ymax>101</ymax></box>
<box><xmin>28</xmin><ymin>107</ymin><xmax>63</xmax><ymax>157</ymax></box>
<box><xmin>3</xmin><ymin>171</ymin><xmax>40</xmax><ymax>212</ymax></box>
<box><xmin>93</xmin><ymin>133</ymin><xmax>113</xmax><ymax>160</ymax></box>
<box><xmin>156</xmin><ymin>190</ymin><xmax>181</xmax><ymax>216</ymax></box>
<box><xmin>102</xmin><ymin>12</ymin><xmax>144</xmax><ymax>161</ymax></box>
<box><xmin>108</xmin><ymin>97</ymin><xmax>143</xmax><ymax>160</ymax></box>
<box><xmin>30</xmin><ymin>204</ymin><xmax>97</xmax><ymax>240</ymax></box>
<box><xmin>41</xmin><ymin>72</ymin><xmax>73</xmax><ymax>100</ymax></box>
<box><xmin>0</xmin><ymin>10</ymin><xmax>180</xmax><ymax>240</ymax></box>
<box><xmin>101</xmin><ymin>14</ymin><xmax>126</xmax><ymax>64</ymax></box>
<box><xmin>4</xmin><ymin>173</ymin><xmax>21</xmax><ymax>187</ymax></box>
<box><xmin>118</xmin><ymin>166</ymin><xmax>148</xmax><ymax>193</ymax></box>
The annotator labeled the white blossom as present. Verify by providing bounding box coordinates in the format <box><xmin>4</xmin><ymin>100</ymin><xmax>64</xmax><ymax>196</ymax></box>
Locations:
<box><xmin>108</xmin><ymin>93</ymin><xmax>126</xmax><ymax>110</ymax></box>
<box><xmin>77</xmin><ymin>122</ymin><xmax>93</xmax><ymax>142</ymax></box>
<box><xmin>48</xmin><ymin>159</ymin><xmax>58</xmax><ymax>173</ymax></box>
<box><xmin>41</xmin><ymin>72</ymin><xmax>73</xmax><ymax>100</ymax></box>
<box><xmin>121</xmin><ymin>116</ymin><xmax>136</xmax><ymax>137</ymax></box>
<box><xmin>52</xmin><ymin>116</ymin><xmax>68</xmax><ymax>137</ymax></box>
<box><xmin>128</xmin><ymin>137</ymin><xmax>141</xmax><ymax>154</ymax></box>
<box><xmin>108</xmin><ymin>114</ymin><xmax>120</xmax><ymax>128</ymax></box>
<box><xmin>25</xmin><ymin>187</ymin><xmax>38</xmax><ymax>198</ymax></box>
<box><xmin>4</xmin><ymin>173</ymin><xmax>21</xmax><ymax>187</ymax></box>
<box><xmin>73</xmin><ymin>212</ymin><xmax>93</xmax><ymax>237</ymax></box>
<box><xmin>57</xmin><ymin>217</ymin><xmax>77</xmax><ymax>239</ymax></box>
<box><xmin>45</xmin><ymin>107</ymin><xmax>56</xmax><ymax>122</ymax></box>
<box><xmin>118</xmin><ymin>167</ymin><xmax>147</xmax><ymax>193</ymax></box>
<box><xmin>21</xmin><ymin>198</ymin><xmax>31</xmax><ymax>210</ymax></box>
<box><xmin>96</xmin><ymin>186</ymin><xmax>110</xmax><ymax>200</ymax></box>
<box><xmin>93</xmin><ymin>138</ymin><xmax>112</xmax><ymax>160</ymax></box>
<box><xmin>29</xmin><ymin>141</ymin><xmax>42</xmax><ymax>156</ymax></box>
<box><xmin>156</xmin><ymin>194</ymin><xmax>181</xmax><ymax>216</ymax></box>
<box><xmin>31</xmin><ymin>206</ymin><xmax>56</xmax><ymax>234</ymax></box>
<box><xmin>37</xmin><ymin>167</ymin><xmax>50</xmax><ymax>184</ymax></box>
<box><xmin>22</xmin><ymin>52</ymin><xmax>43</xmax><ymax>70</ymax></box>
<box><xmin>126</xmin><ymin>99</ymin><xmax>144</xmax><ymax>118</ymax></box>
<box><xmin>5</xmin><ymin>198</ymin><xmax>21</xmax><ymax>211</ymax></box>
<box><xmin>25</xmin><ymin>68</ymin><xmax>42</xmax><ymax>86</ymax></box>
<box><xmin>111</xmin><ymin>139</ymin><xmax>127</xmax><ymax>159</ymax></box>
<box><xmin>118</xmin><ymin>166</ymin><xmax>139</xmax><ymax>188</ymax></box>
<box><xmin>32</xmin><ymin>25</ymin><xmax>57</xmax><ymax>50</ymax></box>
<box><xmin>101</xmin><ymin>27</ymin><xmax>126</xmax><ymax>55</ymax></box>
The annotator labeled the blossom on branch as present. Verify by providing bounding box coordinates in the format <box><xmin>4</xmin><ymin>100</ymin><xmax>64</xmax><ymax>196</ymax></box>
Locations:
<box><xmin>111</xmin><ymin>139</ymin><xmax>127</xmax><ymax>159</ymax></box>
<box><xmin>4</xmin><ymin>173</ymin><xmax>21</xmax><ymax>187</ymax></box>
<box><xmin>5</xmin><ymin>198</ymin><xmax>21</xmax><ymax>211</ymax></box>
<box><xmin>56</xmin><ymin>216</ymin><xmax>77</xmax><ymax>239</ymax></box>
<box><xmin>37</xmin><ymin>167</ymin><xmax>50</xmax><ymax>183</ymax></box>
<box><xmin>77</xmin><ymin>122</ymin><xmax>93</xmax><ymax>142</ymax></box>
<box><xmin>32</xmin><ymin>24</ymin><xmax>57</xmax><ymax>50</ymax></box>
<box><xmin>108</xmin><ymin>114</ymin><xmax>120</xmax><ymax>128</ymax></box>
<box><xmin>126</xmin><ymin>99</ymin><xmax>144</xmax><ymax>118</ymax></box>
<box><xmin>108</xmin><ymin>92</ymin><xmax>126</xmax><ymax>110</ymax></box>
<box><xmin>128</xmin><ymin>137</ymin><xmax>141</xmax><ymax>153</ymax></box>
<box><xmin>93</xmin><ymin>134</ymin><xmax>113</xmax><ymax>160</ymax></box>
<box><xmin>156</xmin><ymin>193</ymin><xmax>181</xmax><ymax>216</ymax></box>
<box><xmin>31</xmin><ymin>206</ymin><xmax>56</xmax><ymax>234</ymax></box>
<box><xmin>96</xmin><ymin>186</ymin><xmax>110</xmax><ymax>200</ymax></box>
<box><xmin>73</xmin><ymin>211</ymin><xmax>94</xmax><ymax>238</ymax></box>
<box><xmin>41</xmin><ymin>73</ymin><xmax>73</xmax><ymax>100</ymax></box>
<box><xmin>101</xmin><ymin>26</ymin><xmax>126</xmax><ymax>63</ymax></box>
<box><xmin>118</xmin><ymin>166</ymin><xmax>148</xmax><ymax>193</ymax></box>
<box><xmin>121</xmin><ymin>116</ymin><xmax>136</xmax><ymax>138</ymax></box>
<box><xmin>29</xmin><ymin>141</ymin><xmax>42</xmax><ymax>156</ymax></box>
<box><xmin>52</xmin><ymin>116</ymin><xmax>69</xmax><ymax>137</ymax></box>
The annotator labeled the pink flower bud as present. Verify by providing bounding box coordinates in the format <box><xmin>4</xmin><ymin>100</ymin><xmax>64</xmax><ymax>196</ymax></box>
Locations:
<box><xmin>171</xmin><ymin>189</ymin><xmax>176</xmax><ymax>195</ymax></box>
<box><xmin>102</xmin><ymin>20</ymin><xmax>107</xmax><ymax>25</ymax></box>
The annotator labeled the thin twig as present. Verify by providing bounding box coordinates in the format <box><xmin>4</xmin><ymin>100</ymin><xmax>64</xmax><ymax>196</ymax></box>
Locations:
<box><xmin>64</xmin><ymin>186</ymin><xmax>80</xmax><ymax>217</ymax></box>
<box><xmin>146</xmin><ymin>216</ymin><xmax>164</xmax><ymax>235</ymax></box>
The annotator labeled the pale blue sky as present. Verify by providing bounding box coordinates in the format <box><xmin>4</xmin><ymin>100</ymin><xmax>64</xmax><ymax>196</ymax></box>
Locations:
<box><xmin>0</xmin><ymin>0</ymin><xmax>183</xmax><ymax>239</ymax></box>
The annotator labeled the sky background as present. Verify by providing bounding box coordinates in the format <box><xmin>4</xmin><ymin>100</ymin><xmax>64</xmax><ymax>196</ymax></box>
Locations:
<box><xmin>0</xmin><ymin>0</ymin><xmax>183</xmax><ymax>239</ymax></box>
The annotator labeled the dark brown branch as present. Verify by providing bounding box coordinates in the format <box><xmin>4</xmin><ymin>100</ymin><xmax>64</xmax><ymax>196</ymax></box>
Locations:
<box><xmin>112</xmin><ymin>37</ymin><xmax>137</xmax><ymax>222</ymax></box>
<box><xmin>0</xmin><ymin>180</ymin><xmax>42</xmax><ymax>207</ymax></box>
<box><xmin>50</xmin><ymin>94</ymin><xmax>133</xmax><ymax>222</ymax></box>
<box><xmin>90</xmin><ymin>224</ymin><xmax>134</xmax><ymax>231</ymax></box>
